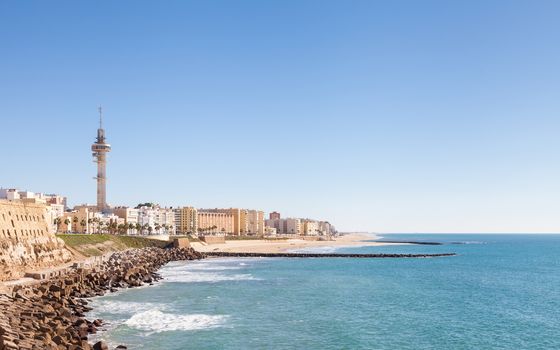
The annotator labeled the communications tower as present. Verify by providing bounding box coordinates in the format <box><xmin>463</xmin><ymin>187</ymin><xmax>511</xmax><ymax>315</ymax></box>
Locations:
<box><xmin>91</xmin><ymin>107</ymin><xmax>111</xmax><ymax>212</ymax></box>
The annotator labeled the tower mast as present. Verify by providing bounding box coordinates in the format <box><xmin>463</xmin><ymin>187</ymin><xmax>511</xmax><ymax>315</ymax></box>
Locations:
<box><xmin>91</xmin><ymin>106</ymin><xmax>111</xmax><ymax>212</ymax></box>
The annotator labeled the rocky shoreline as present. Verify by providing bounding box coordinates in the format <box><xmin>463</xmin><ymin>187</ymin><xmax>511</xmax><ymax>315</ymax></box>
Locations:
<box><xmin>0</xmin><ymin>247</ymin><xmax>204</xmax><ymax>350</ymax></box>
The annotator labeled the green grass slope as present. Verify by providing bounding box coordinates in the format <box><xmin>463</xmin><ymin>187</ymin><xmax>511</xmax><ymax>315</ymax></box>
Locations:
<box><xmin>57</xmin><ymin>234</ymin><xmax>170</xmax><ymax>257</ymax></box>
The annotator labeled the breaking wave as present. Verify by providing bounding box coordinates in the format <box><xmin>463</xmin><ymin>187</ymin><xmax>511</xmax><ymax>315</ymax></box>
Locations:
<box><xmin>162</xmin><ymin>271</ymin><xmax>259</xmax><ymax>283</ymax></box>
<box><xmin>124</xmin><ymin>310</ymin><xmax>228</xmax><ymax>333</ymax></box>
<box><xmin>91</xmin><ymin>300</ymin><xmax>165</xmax><ymax>315</ymax></box>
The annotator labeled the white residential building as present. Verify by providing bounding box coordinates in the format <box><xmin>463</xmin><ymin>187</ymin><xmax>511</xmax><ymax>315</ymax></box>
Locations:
<box><xmin>137</xmin><ymin>205</ymin><xmax>175</xmax><ymax>235</ymax></box>
<box><xmin>285</xmin><ymin>218</ymin><xmax>302</xmax><ymax>235</ymax></box>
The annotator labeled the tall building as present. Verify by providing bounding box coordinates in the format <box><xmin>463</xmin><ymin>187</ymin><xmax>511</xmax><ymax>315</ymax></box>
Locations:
<box><xmin>285</xmin><ymin>218</ymin><xmax>302</xmax><ymax>235</ymax></box>
<box><xmin>269</xmin><ymin>211</ymin><xmax>281</xmax><ymax>220</ymax></box>
<box><xmin>174</xmin><ymin>207</ymin><xmax>198</xmax><ymax>235</ymax></box>
<box><xmin>247</xmin><ymin>210</ymin><xmax>265</xmax><ymax>236</ymax></box>
<box><xmin>136</xmin><ymin>205</ymin><xmax>175</xmax><ymax>235</ymax></box>
<box><xmin>113</xmin><ymin>207</ymin><xmax>140</xmax><ymax>234</ymax></box>
<box><xmin>197</xmin><ymin>209</ymin><xmax>234</xmax><ymax>235</ymax></box>
<box><xmin>211</xmin><ymin>208</ymin><xmax>264</xmax><ymax>235</ymax></box>
<box><xmin>302</xmin><ymin>220</ymin><xmax>319</xmax><ymax>235</ymax></box>
<box><xmin>91</xmin><ymin>107</ymin><xmax>111</xmax><ymax>212</ymax></box>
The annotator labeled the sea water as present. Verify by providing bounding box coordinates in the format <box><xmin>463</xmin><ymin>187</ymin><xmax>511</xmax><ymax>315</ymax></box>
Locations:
<box><xmin>88</xmin><ymin>234</ymin><xmax>560</xmax><ymax>349</ymax></box>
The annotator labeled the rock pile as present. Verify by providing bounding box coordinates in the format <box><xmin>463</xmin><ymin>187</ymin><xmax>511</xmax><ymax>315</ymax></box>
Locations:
<box><xmin>0</xmin><ymin>247</ymin><xmax>204</xmax><ymax>350</ymax></box>
<box><xmin>204</xmin><ymin>251</ymin><xmax>456</xmax><ymax>258</ymax></box>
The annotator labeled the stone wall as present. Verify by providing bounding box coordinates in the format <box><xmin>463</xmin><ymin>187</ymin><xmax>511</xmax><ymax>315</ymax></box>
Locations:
<box><xmin>0</xmin><ymin>200</ymin><xmax>73</xmax><ymax>281</ymax></box>
<box><xmin>200</xmin><ymin>235</ymin><xmax>226</xmax><ymax>244</ymax></box>
<box><xmin>173</xmin><ymin>238</ymin><xmax>191</xmax><ymax>248</ymax></box>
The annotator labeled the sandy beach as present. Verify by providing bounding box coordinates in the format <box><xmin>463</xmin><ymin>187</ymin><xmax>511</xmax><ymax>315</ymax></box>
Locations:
<box><xmin>190</xmin><ymin>233</ymin><xmax>405</xmax><ymax>253</ymax></box>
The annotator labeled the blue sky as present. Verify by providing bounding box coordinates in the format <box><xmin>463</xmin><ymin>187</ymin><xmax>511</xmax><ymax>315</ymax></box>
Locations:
<box><xmin>1</xmin><ymin>0</ymin><xmax>559</xmax><ymax>233</ymax></box>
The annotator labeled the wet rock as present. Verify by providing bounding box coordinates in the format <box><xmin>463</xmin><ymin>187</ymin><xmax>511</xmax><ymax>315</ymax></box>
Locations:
<box><xmin>93</xmin><ymin>340</ymin><xmax>109</xmax><ymax>350</ymax></box>
<box><xmin>0</xmin><ymin>247</ymin><xmax>205</xmax><ymax>349</ymax></box>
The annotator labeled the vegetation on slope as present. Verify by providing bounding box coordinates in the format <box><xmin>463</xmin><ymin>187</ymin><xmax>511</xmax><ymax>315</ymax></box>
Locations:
<box><xmin>57</xmin><ymin>234</ymin><xmax>170</xmax><ymax>257</ymax></box>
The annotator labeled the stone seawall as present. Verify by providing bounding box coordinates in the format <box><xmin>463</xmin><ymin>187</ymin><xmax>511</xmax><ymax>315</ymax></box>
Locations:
<box><xmin>204</xmin><ymin>252</ymin><xmax>457</xmax><ymax>258</ymax></box>
<box><xmin>0</xmin><ymin>200</ymin><xmax>73</xmax><ymax>281</ymax></box>
<box><xmin>0</xmin><ymin>247</ymin><xmax>204</xmax><ymax>350</ymax></box>
<box><xmin>200</xmin><ymin>235</ymin><xmax>225</xmax><ymax>244</ymax></box>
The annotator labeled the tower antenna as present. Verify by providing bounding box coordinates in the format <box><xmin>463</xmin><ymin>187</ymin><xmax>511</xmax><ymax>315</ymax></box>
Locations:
<box><xmin>98</xmin><ymin>106</ymin><xmax>103</xmax><ymax>129</ymax></box>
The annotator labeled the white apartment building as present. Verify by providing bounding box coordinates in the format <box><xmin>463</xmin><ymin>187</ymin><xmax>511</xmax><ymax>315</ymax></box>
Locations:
<box><xmin>0</xmin><ymin>188</ymin><xmax>67</xmax><ymax>209</ymax></box>
<box><xmin>113</xmin><ymin>207</ymin><xmax>140</xmax><ymax>235</ymax></box>
<box><xmin>137</xmin><ymin>206</ymin><xmax>175</xmax><ymax>235</ymax></box>
<box><xmin>318</xmin><ymin>221</ymin><xmax>333</xmax><ymax>236</ymax></box>
<box><xmin>285</xmin><ymin>218</ymin><xmax>302</xmax><ymax>235</ymax></box>
<box><xmin>303</xmin><ymin>220</ymin><xmax>319</xmax><ymax>235</ymax></box>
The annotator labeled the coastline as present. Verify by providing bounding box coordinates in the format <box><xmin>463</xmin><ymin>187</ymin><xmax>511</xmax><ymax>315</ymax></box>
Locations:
<box><xmin>0</xmin><ymin>247</ymin><xmax>204</xmax><ymax>350</ymax></box>
<box><xmin>190</xmin><ymin>233</ymin><xmax>406</xmax><ymax>254</ymax></box>
<box><xmin>0</xmin><ymin>236</ymin><xmax>428</xmax><ymax>349</ymax></box>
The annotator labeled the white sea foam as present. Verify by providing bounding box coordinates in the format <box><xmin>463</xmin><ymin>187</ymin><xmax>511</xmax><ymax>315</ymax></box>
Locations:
<box><xmin>91</xmin><ymin>300</ymin><xmax>165</xmax><ymax>315</ymax></box>
<box><xmin>179</xmin><ymin>264</ymin><xmax>243</xmax><ymax>271</ymax></box>
<box><xmin>124</xmin><ymin>309</ymin><xmax>228</xmax><ymax>333</ymax></box>
<box><xmin>448</xmin><ymin>240</ymin><xmax>486</xmax><ymax>245</ymax></box>
<box><xmin>162</xmin><ymin>271</ymin><xmax>259</xmax><ymax>283</ymax></box>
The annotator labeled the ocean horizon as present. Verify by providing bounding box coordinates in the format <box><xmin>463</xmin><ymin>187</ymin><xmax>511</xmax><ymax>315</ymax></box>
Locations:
<box><xmin>88</xmin><ymin>234</ymin><xmax>560</xmax><ymax>349</ymax></box>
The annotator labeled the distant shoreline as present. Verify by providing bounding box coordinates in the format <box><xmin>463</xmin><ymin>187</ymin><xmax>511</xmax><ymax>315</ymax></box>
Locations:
<box><xmin>190</xmin><ymin>233</ymin><xmax>409</xmax><ymax>254</ymax></box>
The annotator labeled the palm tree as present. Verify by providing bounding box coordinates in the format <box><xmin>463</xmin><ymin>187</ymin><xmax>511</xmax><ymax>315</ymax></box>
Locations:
<box><xmin>128</xmin><ymin>223</ymin><xmax>135</xmax><ymax>235</ymax></box>
<box><xmin>80</xmin><ymin>219</ymin><xmax>86</xmax><ymax>234</ymax></box>
<box><xmin>135</xmin><ymin>223</ymin><xmax>142</xmax><ymax>235</ymax></box>
<box><xmin>64</xmin><ymin>218</ymin><xmax>71</xmax><ymax>233</ymax></box>
<box><xmin>118</xmin><ymin>224</ymin><xmax>126</xmax><ymax>235</ymax></box>
<box><xmin>54</xmin><ymin>218</ymin><xmax>62</xmax><ymax>233</ymax></box>
<box><xmin>110</xmin><ymin>221</ymin><xmax>118</xmax><ymax>234</ymax></box>
<box><xmin>148</xmin><ymin>226</ymin><xmax>153</xmax><ymax>235</ymax></box>
<box><xmin>155</xmin><ymin>224</ymin><xmax>162</xmax><ymax>234</ymax></box>
<box><xmin>92</xmin><ymin>218</ymin><xmax>101</xmax><ymax>234</ymax></box>
<box><xmin>72</xmin><ymin>217</ymin><xmax>78</xmax><ymax>232</ymax></box>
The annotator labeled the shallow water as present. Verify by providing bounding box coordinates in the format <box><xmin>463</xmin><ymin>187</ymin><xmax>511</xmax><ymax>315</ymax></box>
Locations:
<box><xmin>88</xmin><ymin>234</ymin><xmax>560</xmax><ymax>349</ymax></box>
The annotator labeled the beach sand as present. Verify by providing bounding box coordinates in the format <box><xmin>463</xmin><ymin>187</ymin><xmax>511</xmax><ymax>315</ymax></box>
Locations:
<box><xmin>190</xmin><ymin>233</ymin><xmax>405</xmax><ymax>253</ymax></box>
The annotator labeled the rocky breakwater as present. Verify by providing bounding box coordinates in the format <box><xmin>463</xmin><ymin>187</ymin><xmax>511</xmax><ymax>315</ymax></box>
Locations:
<box><xmin>0</xmin><ymin>247</ymin><xmax>205</xmax><ymax>350</ymax></box>
<box><xmin>205</xmin><ymin>252</ymin><xmax>457</xmax><ymax>258</ymax></box>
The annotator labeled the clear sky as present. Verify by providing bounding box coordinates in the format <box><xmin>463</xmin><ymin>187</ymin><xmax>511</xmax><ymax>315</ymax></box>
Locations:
<box><xmin>1</xmin><ymin>0</ymin><xmax>559</xmax><ymax>233</ymax></box>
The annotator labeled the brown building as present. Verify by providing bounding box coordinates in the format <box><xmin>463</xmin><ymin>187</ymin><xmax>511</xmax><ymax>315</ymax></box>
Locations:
<box><xmin>197</xmin><ymin>210</ymin><xmax>234</xmax><ymax>235</ymax></box>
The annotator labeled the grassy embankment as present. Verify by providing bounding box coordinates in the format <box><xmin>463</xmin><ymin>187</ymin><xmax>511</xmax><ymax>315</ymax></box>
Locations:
<box><xmin>57</xmin><ymin>234</ymin><xmax>170</xmax><ymax>257</ymax></box>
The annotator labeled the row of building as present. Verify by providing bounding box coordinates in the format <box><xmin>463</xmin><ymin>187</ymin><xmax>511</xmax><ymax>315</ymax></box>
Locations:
<box><xmin>0</xmin><ymin>188</ymin><xmax>337</xmax><ymax>237</ymax></box>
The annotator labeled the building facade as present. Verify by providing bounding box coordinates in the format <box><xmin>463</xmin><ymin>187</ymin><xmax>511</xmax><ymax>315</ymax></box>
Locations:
<box><xmin>174</xmin><ymin>207</ymin><xmax>198</xmax><ymax>235</ymax></box>
<box><xmin>302</xmin><ymin>220</ymin><xmax>319</xmax><ymax>235</ymax></box>
<box><xmin>136</xmin><ymin>205</ymin><xmax>175</xmax><ymax>235</ymax></box>
<box><xmin>285</xmin><ymin>218</ymin><xmax>302</xmax><ymax>235</ymax></box>
<box><xmin>247</xmin><ymin>210</ymin><xmax>265</xmax><ymax>236</ymax></box>
<box><xmin>197</xmin><ymin>210</ymin><xmax>234</xmax><ymax>235</ymax></box>
<box><xmin>113</xmin><ymin>207</ymin><xmax>140</xmax><ymax>234</ymax></box>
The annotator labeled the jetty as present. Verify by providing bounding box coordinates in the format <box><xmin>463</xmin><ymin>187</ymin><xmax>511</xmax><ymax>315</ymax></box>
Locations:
<box><xmin>373</xmin><ymin>240</ymin><xmax>443</xmax><ymax>245</ymax></box>
<box><xmin>204</xmin><ymin>252</ymin><xmax>456</xmax><ymax>258</ymax></box>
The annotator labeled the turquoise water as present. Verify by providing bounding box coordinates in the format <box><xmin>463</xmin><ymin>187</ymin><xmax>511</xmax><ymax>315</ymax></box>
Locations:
<box><xmin>89</xmin><ymin>234</ymin><xmax>560</xmax><ymax>349</ymax></box>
